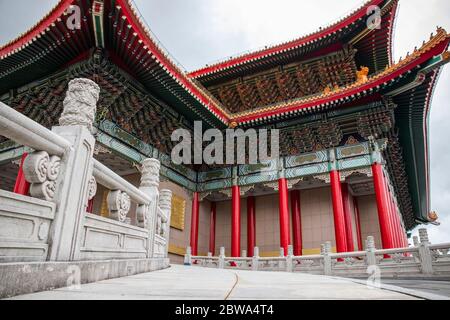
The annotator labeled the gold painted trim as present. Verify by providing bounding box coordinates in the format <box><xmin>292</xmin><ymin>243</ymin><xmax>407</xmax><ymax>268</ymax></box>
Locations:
<box><xmin>168</xmin><ymin>244</ymin><xmax>186</xmax><ymax>256</ymax></box>
<box><xmin>170</xmin><ymin>194</ymin><xmax>186</xmax><ymax>231</ymax></box>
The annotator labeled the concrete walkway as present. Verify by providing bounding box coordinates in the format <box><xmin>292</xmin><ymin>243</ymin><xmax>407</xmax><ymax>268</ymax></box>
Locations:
<box><xmin>7</xmin><ymin>265</ymin><xmax>438</xmax><ymax>300</ymax></box>
<box><xmin>381</xmin><ymin>279</ymin><xmax>450</xmax><ymax>297</ymax></box>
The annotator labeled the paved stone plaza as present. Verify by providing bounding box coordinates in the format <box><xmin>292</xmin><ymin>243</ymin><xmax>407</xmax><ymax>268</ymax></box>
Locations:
<box><xmin>7</xmin><ymin>265</ymin><xmax>450</xmax><ymax>300</ymax></box>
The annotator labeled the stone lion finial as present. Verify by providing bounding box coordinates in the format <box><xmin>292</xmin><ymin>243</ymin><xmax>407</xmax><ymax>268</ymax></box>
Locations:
<box><xmin>59</xmin><ymin>78</ymin><xmax>100</xmax><ymax>132</ymax></box>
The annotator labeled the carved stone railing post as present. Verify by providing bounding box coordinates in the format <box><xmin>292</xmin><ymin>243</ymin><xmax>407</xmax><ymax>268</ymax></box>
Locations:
<box><xmin>218</xmin><ymin>247</ymin><xmax>225</xmax><ymax>269</ymax></box>
<box><xmin>139</xmin><ymin>158</ymin><xmax>160</xmax><ymax>258</ymax></box>
<box><xmin>184</xmin><ymin>246</ymin><xmax>192</xmax><ymax>265</ymax></box>
<box><xmin>418</xmin><ymin>228</ymin><xmax>433</xmax><ymax>274</ymax></box>
<box><xmin>413</xmin><ymin>236</ymin><xmax>419</xmax><ymax>247</ymax></box>
<box><xmin>252</xmin><ymin>246</ymin><xmax>259</xmax><ymax>271</ymax></box>
<box><xmin>286</xmin><ymin>245</ymin><xmax>294</xmax><ymax>272</ymax></box>
<box><xmin>278</xmin><ymin>247</ymin><xmax>285</xmax><ymax>269</ymax></box>
<box><xmin>366</xmin><ymin>236</ymin><xmax>377</xmax><ymax>266</ymax></box>
<box><xmin>46</xmin><ymin>78</ymin><xmax>99</xmax><ymax>261</ymax></box>
<box><xmin>159</xmin><ymin>189</ymin><xmax>172</xmax><ymax>257</ymax></box>
<box><xmin>323</xmin><ymin>241</ymin><xmax>332</xmax><ymax>276</ymax></box>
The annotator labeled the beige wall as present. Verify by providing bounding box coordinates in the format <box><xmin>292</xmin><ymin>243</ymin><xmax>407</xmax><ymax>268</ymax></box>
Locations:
<box><xmin>215</xmin><ymin>200</ymin><xmax>232</xmax><ymax>256</ymax></box>
<box><xmin>358</xmin><ymin>194</ymin><xmax>382</xmax><ymax>249</ymax></box>
<box><xmin>300</xmin><ymin>187</ymin><xmax>336</xmax><ymax>253</ymax></box>
<box><xmin>215</xmin><ymin>194</ymin><xmax>282</xmax><ymax>257</ymax></box>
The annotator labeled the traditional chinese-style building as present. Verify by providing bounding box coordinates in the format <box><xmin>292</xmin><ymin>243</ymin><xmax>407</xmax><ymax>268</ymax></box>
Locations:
<box><xmin>0</xmin><ymin>0</ymin><xmax>449</xmax><ymax>263</ymax></box>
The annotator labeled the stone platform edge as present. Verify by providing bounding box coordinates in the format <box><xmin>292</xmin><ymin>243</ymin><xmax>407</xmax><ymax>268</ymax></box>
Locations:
<box><xmin>0</xmin><ymin>258</ymin><xmax>170</xmax><ymax>299</ymax></box>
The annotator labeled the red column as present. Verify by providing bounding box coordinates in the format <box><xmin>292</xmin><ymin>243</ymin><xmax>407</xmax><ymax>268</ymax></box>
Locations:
<box><xmin>330</xmin><ymin>170</ymin><xmax>348</xmax><ymax>253</ymax></box>
<box><xmin>342</xmin><ymin>183</ymin><xmax>354</xmax><ymax>252</ymax></box>
<box><xmin>13</xmin><ymin>153</ymin><xmax>30</xmax><ymax>195</ymax></box>
<box><xmin>190</xmin><ymin>192</ymin><xmax>200</xmax><ymax>255</ymax></box>
<box><xmin>247</xmin><ymin>196</ymin><xmax>256</xmax><ymax>257</ymax></box>
<box><xmin>386</xmin><ymin>181</ymin><xmax>399</xmax><ymax>248</ymax></box>
<box><xmin>393</xmin><ymin>201</ymin><xmax>405</xmax><ymax>248</ymax></box>
<box><xmin>385</xmin><ymin>189</ymin><xmax>395</xmax><ymax>247</ymax></box>
<box><xmin>290</xmin><ymin>190</ymin><xmax>302</xmax><ymax>256</ymax></box>
<box><xmin>371</xmin><ymin>163</ymin><xmax>394</xmax><ymax>249</ymax></box>
<box><xmin>209</xmin><ymin>202</ymin><xmax>216</xmax><ymax>255</ymax></box>
<box><xmin>278</xmin><ymin>178</ymin><xmax>291</xmax><ymax>256</ymax></box>
<box><xmin>353</xmin><ymin>198</ymin><xmax>363</xmax><ymax>251</ymax></box>
<box><xmin>391</xmin><ymin>198</ymin><xmax>400</xmax><ymax>248</ymax></box>
<box><xmin>231</xmin><ymin>185</ymin><xmax>241</xmax><ymax>257</ymax></box>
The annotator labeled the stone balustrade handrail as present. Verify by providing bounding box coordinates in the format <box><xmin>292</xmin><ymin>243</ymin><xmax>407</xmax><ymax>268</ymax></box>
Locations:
<box><xmin>224</xmin><ymin>257</ymin><xmax>252</xmax><ymax>261</ymax></box>
<box><xmin>374</xmin><ymin>247</ymin><xmax>419</xmax><ymax>255</ymax></box>
<box><xmin>293</xmin><ymin>254</ymin><xmax>322</xmax><ymax>260</ymax></box>
<box><xmin>192</xmin><ymin>256</ymin><xmax>220</xmax><ymax>260</ymax></box>
<box><xmin>329</xmin><ymin>251</ymin><xmax>368</xmax><ymax>259</ymax></box>
<box><xmin>429</xmin><ymin>243</ymin><xmax>450</xmax><ymax>250</ymax></box>
<box><xmin>0</xmin><ymin>101</ymin><xmax>72</xmax><ymax>156</ymax></box>
<box><xmin>185</xmin><ymin>231</ymin><xmax>450</xmax><ymax>277</ymax></box>
<box><xmin>258</xmin><ymin>257</ymin><xmax>285</xmax><ymax>261</ymax></box>
<box><xmin>93</xmin><ymin>158</ymin><xmax>151</xmax><ymax>205</ymax></box>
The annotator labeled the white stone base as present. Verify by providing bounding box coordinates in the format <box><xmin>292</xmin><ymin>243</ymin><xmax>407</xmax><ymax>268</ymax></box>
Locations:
<box><xmin>0</xmin><ymin>258</ymin><xmax>169</xmax><ymax>298</ymax></box>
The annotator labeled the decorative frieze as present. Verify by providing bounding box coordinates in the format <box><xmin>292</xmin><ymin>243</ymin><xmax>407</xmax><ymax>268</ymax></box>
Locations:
<box><xmin>340</xmin><ymin>168</ymin><xmax>372</xmax><ymax>181</ymax></box>
<box><xmin>313</xmin><ymin>174</ymin><xmax>331</xmax><ymax>184</ymax></box>
<box><xmin>287</xmin><ymin>178</ymin><xmax>303</xmax><ymax>189</ymax></box>
<box><xmin>239</xmin><ymin>185</ymin><xmax>256</xmax><ymax>196</ymax></box>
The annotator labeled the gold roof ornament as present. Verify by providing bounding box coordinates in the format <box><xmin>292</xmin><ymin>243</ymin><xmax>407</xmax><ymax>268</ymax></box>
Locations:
<box><xmin>356</xmin><ymin>66</ymin><xmax>369</xmax><ymax>84</ymax></box>
<box><xmin>428</xmin><ymin>211</ymin><xmax>438</xmax><ymax>222</ymax></box>
<box><xmin>229</xmin><ymin>121</ymin><xmax>238</xmax><ymax>129</ymax></box>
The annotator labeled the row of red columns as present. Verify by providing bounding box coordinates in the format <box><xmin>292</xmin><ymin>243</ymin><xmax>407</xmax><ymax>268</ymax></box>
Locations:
<box><xmin>372</xmin><ymin>162</ymin><xmax>408</xmax><ymax>249</ymax></box>
<box><xmin>190</xmin><ymin>164</ymin><xmax>406</xmax><ymax>256</ymax></box>
<box><xmin>191</xmin><ymin>176</ymin><xmax>366</xmax><ymax>257</ymax></box>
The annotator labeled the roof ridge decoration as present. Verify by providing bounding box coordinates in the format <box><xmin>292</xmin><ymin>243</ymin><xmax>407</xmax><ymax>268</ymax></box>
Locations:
<box><xmin>117</xmin><ymin>0</ymin><xmax>232</xmax><ymax>123</ymax></box>
<box><xmin>0</xmin><ymin>0</ymin><xmax>74</xmax><ymax>58</ymax></box>
<box><xmin>0</xmin><ymin>0</ymin><xmax>233</xmax><ymax>124</ymax></box>
<box><xmin>187</xmin><ymin>0</ymin><xmax>392</xmax><ymax>79</ymax></box>
<box><xmin>231</xmin><ymin>28</ymin><xmax>450</xmax><ymax>124</ymax></box>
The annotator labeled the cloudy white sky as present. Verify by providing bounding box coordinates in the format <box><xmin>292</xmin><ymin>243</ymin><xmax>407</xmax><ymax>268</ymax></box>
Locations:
<box><xmin>0</xmin><ymin>0</ymin><xmax>449</xmax><ymax>243</ymax></box>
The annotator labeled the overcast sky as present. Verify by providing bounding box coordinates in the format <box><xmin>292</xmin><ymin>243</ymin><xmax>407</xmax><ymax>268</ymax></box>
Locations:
<box><xmin>0</xmin><ymin>0</ymin><xmax>449</xmax><ymax>243</ymax></box>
